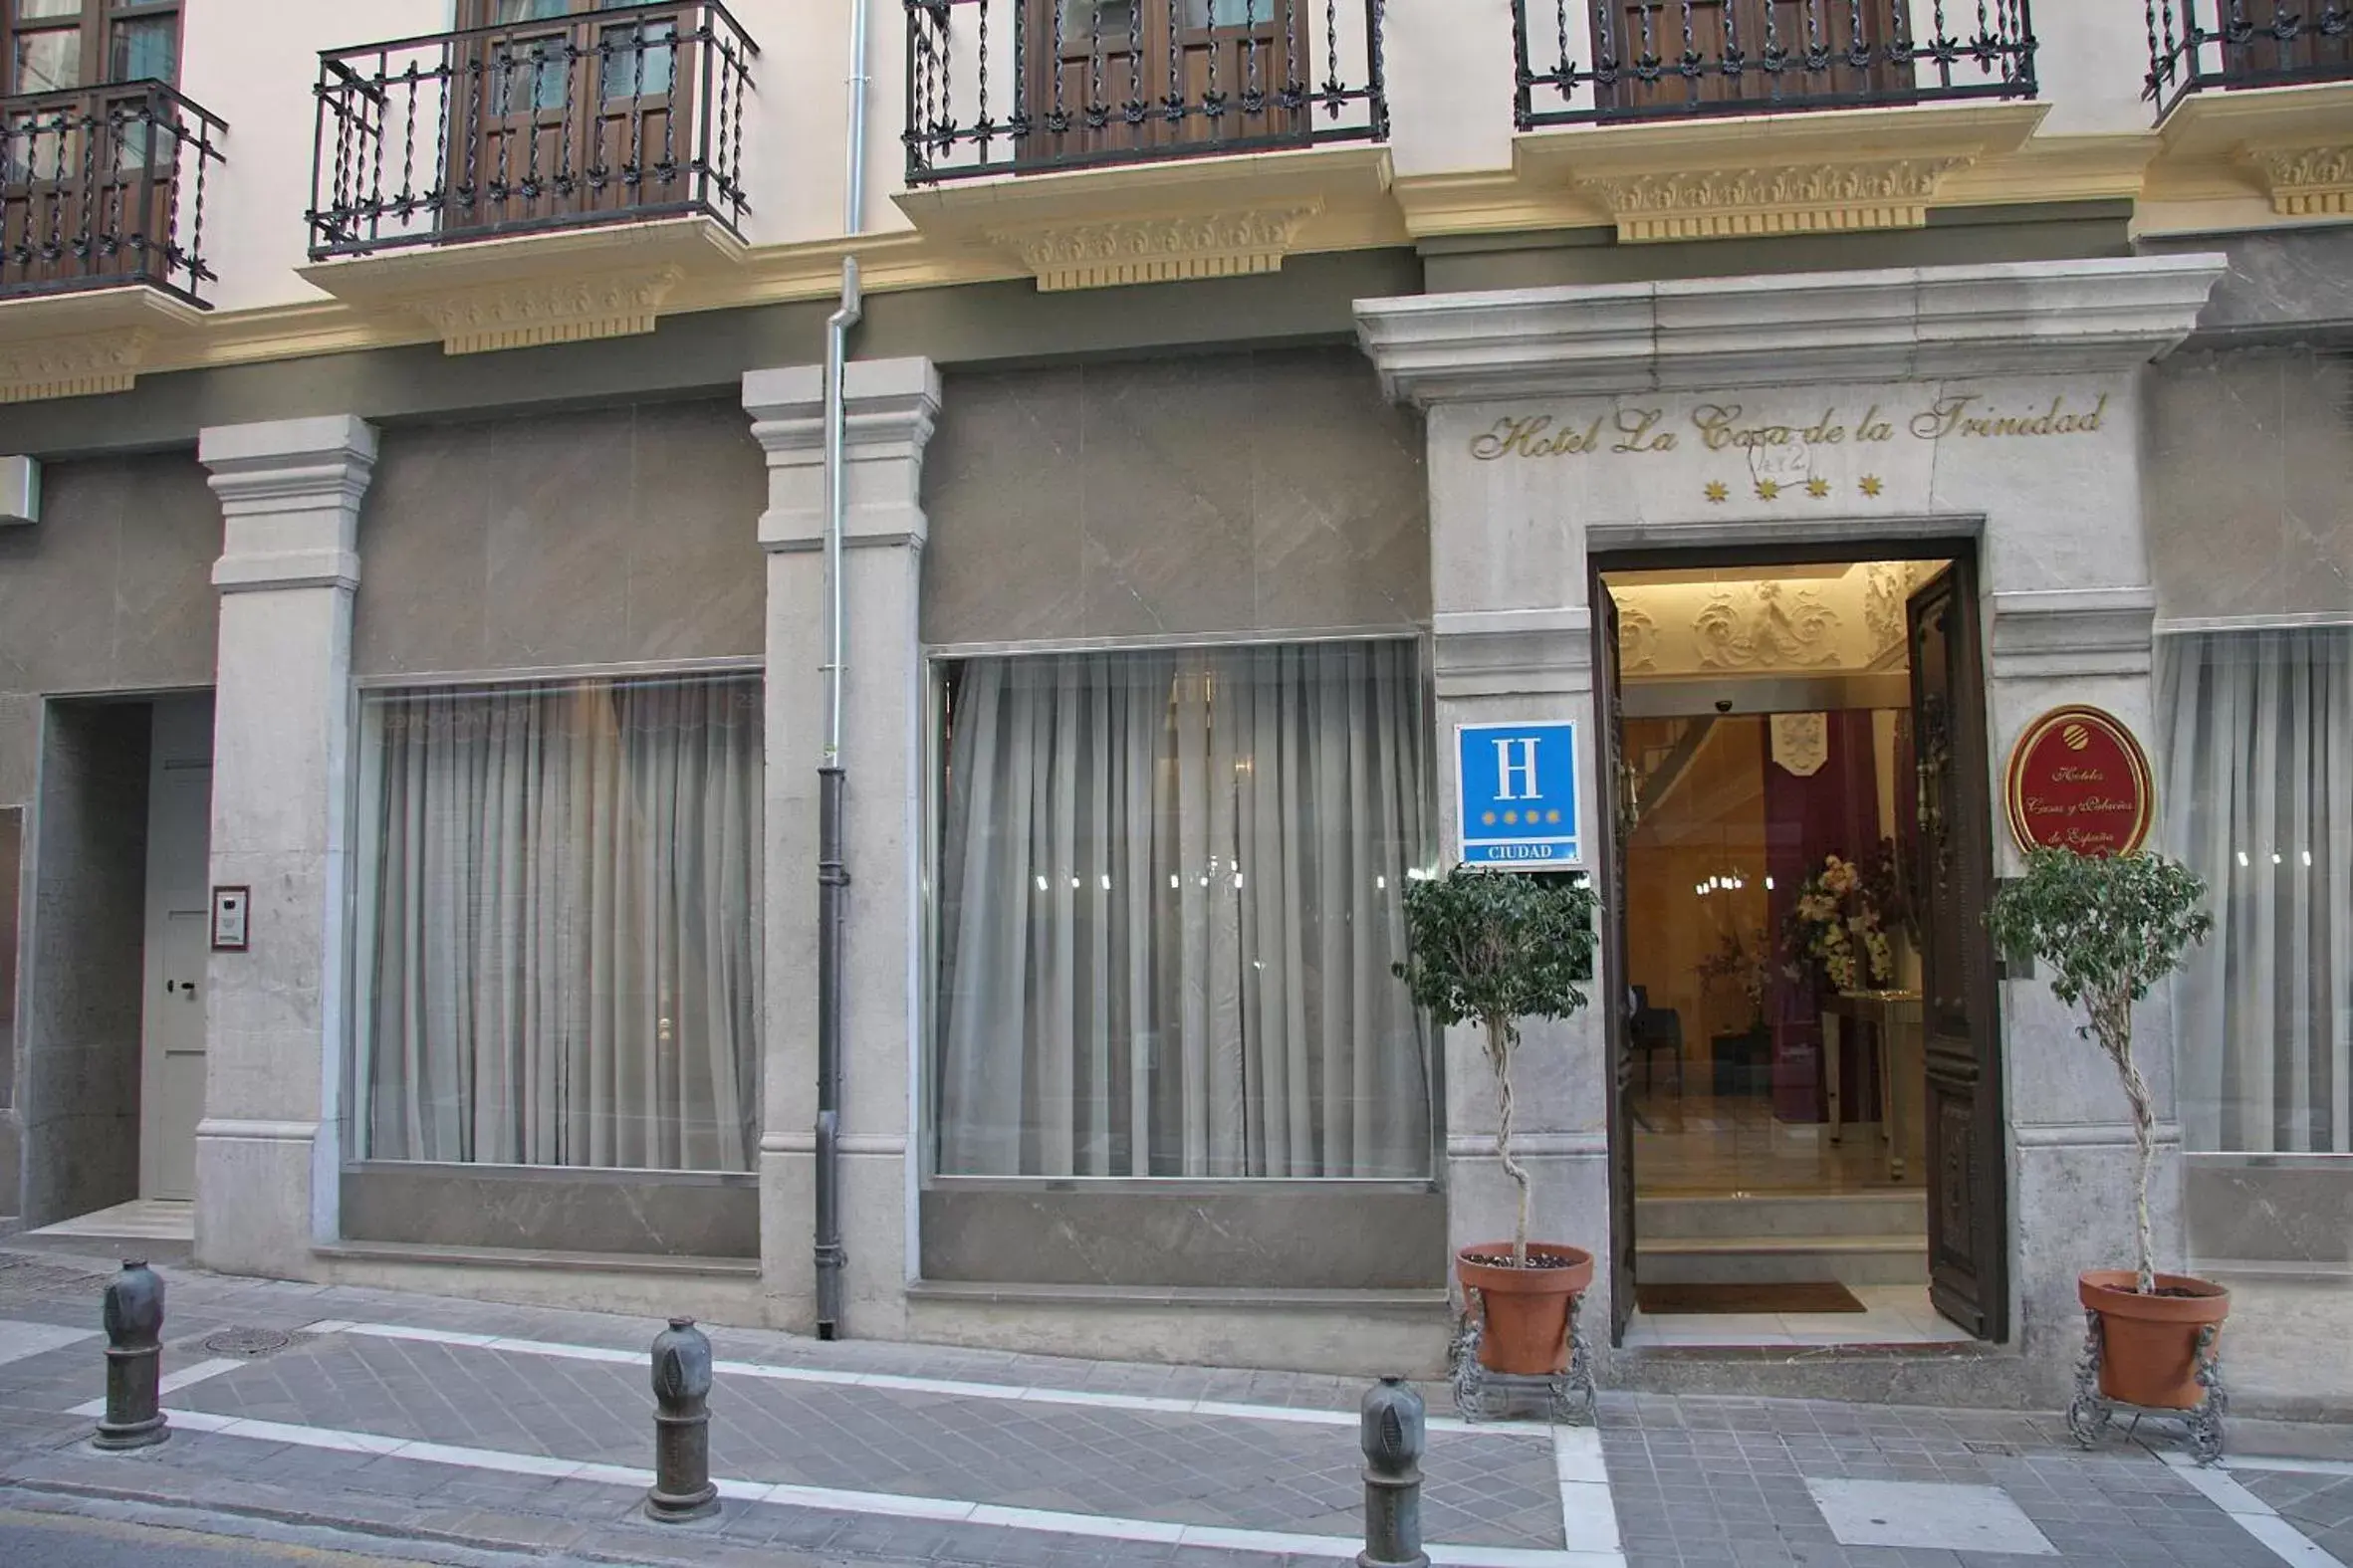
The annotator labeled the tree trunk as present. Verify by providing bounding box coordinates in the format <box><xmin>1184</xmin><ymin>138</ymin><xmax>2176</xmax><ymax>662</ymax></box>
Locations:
<box><xmin>1489</xmin><ymin>1017</ymin><xmax>1530</xmax><ymax>1267</ymax></box>
<box><xmin>2104</xmin><ymin>991</ymin><xmax>2159</xmax><ymax>1295</ymax></box>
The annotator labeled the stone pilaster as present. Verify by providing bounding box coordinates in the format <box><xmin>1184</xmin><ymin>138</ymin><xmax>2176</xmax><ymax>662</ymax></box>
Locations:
<box><xmin>743</xmin><ymin>357</ymin><xmax>939</xmax><ymax>1337</ymax></box>
<box><xmin>194</xmin><ymin>415</ymin><xmax>377</xmax><ymax>1278</ymax></box>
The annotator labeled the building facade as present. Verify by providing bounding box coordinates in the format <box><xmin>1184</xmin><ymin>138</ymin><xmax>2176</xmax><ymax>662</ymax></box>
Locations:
<box><xmin>0</xmin><ymin>0</ymin><xmax>2346</xmax><ymax>1414</ymax></box>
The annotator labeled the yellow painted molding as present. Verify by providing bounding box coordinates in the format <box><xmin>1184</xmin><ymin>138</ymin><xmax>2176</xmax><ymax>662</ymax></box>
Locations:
<box><xmin>0</xmin><ymin>286</ymin><xmax>201</xmax><ymax>401</ymax></box>
<box><xmin>2156</xmin><ymin>82</ymin><xmax>2353</xmax><ymax>216</ymax></box>
<box><xmin>296</xmin><ymin>217</ymin><xmax>748</xmax><ymax>354</ymax></box>
<box><xmin>1939</xmin><ymin>132</ymin><xmax>2159</xmax><ymax>208</ymax></box>
<box><xmin>892</xmin><ymin>144</ymin><xmax>1402</xmax><ymax>290</ymax></box>
<box><xmin>1514</xmin><ymin>102</ymin><xmax>2047</xmax><ymax>243</ymax></box>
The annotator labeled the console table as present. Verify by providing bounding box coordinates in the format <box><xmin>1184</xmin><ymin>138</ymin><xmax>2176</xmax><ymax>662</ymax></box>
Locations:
<box><xmin>1821</xmin><ymin>990</ymin><xmax>1924</xmax><ymax>1181</ymax></box>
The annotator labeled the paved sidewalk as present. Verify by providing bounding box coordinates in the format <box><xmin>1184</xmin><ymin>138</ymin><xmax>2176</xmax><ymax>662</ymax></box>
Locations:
<box><xmin>1</xmin><ymin>1241</ymin><xmax>2347</xmax><ymax>1568</ymax></box>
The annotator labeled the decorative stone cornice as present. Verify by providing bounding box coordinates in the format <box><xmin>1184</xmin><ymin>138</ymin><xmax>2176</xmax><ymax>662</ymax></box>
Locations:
<box><xmin>199</xmin><ymin>414</ymin><xmax>379</xmax><ymax>594</ymax></box>
<box><xmin>296</xmin><ymin>216</ymin><xmax>744</xmax><ymax>355</ymax></box>
<box><xmin>989</xmin><ymin>204</ymin><xmax>1320</xmax><ymax>292</ymax></box>
<box><xmin>1356</xmin><ymin>255</ymin><xmax>2229</xmax><ymax>405</ymax></box>
<box><xmin>0</xmin><ymin>285</ymin><xmax>202</xmax><ymax>401</ymax></box>
<box><xmin>1989</xmin><ymin>587</ymin><xmax>2158</xmax><ymax>679</ymax></box>
<box><xmin>894</xmin><ymin>143</ymin><xmax>1398</xmax><ymax>293</ymax></box>
<box><xmin>2154</xmin><ymin>82</ymin><xmax>2353</xmax><ymax>218</ymax></box>
<box><xmin>1514</xmin><ymin>102</ymin><xmax>2043</xmax><ymax>245</ymax></box>
<box><xmin>742</xmin><ymin>357</ymin><xmax>942</xmax><ymax>553</ymax></box>
<box><xmin>404</xmin><ymin>265</ymin><xmax>685</xmax><ymax>353</ymax></box>
<box><xmin>1431</xmin><ymin>607</ymin><xmax>1593</xmax><ymax>699</ymax></box>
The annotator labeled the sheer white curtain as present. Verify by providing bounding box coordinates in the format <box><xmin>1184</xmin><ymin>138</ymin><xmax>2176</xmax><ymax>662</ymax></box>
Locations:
<box><xmin>2160</xmin><ymin>626</ymin><xmax>2352</xmax><ymax>1154</ymax></box>
<box><xmin>936</xmin><ymin>640</ymin><xmax>1432</xmax><ymax>1178</ymax></box>
<box><xmin>356</xmin><ymin>674</ymin><xmax>763</xmax><ymax>1171</ymax></box>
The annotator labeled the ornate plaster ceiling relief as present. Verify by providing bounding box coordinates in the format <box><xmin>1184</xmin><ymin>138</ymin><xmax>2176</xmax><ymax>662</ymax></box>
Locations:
<box><xmin>1695</xmin><ymin>581</ymin><xmax>1842</xmax><ymax>670</ymax></box>
<box><xmin>992</xmin><ymin>204</ymin><xmax>1321</xmax><ymax>292</ymax></box>
<box><xmin>1513</xmin><ymin>102</ymin><xmax>2043</xmax><ymax>245</ymax></box>
<box><xmin>1617</xmin><ymin>600</ymin><xmax>1662</xmax><ymax>674</ymax></box>
<box><xmin>1865</xmin><ymin>562</ymin><xmax>1909</xmax><ymax>661</ymax></box>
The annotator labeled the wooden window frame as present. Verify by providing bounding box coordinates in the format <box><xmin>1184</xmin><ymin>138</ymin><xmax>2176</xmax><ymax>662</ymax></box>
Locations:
<box><xmin>2</xmin><ymin>0</ymin><xmax>180</xmax><ymax>97</ymax></box>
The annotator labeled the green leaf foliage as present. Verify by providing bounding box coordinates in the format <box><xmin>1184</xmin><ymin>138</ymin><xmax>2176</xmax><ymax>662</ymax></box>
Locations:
<box><xmin>1393</xmin><ymin>867</ymin><xmax>1599</xmax><ymax>1048</ymax></box>
<box><xmin>1986</xmin><ymin>848</ymin><xmax>2213</xmax><ymax>1031</ymax></box>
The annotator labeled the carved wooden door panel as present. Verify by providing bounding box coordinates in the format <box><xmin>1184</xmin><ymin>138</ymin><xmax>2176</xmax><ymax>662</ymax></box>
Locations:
<box><xmin>1907</xmin><ymin>558</ymin><xmax>2007</xmax><ymax>1340</ymax></box>
<box><xmin>1025</xmin><ymin>0</ymin><xmax>1300</xmax><ymax>167</ymax></box>
<box><xmin>1595</xmin><ymin>581</ymin><xmax>1638</xmax><ymax>1342</ymax></box>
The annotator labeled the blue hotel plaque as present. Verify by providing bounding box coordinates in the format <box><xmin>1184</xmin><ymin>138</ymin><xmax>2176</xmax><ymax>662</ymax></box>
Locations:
<box><xmin>1456</xmin><ymin>721</ymin><xmax>1581</xmax><ymax>869</ymax></box>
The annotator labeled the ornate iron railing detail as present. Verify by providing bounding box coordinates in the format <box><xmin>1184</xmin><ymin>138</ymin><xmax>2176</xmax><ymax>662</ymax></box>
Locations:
<box><xmin>308</xmin><ymin>1</ymin><xmax>757</xmax><ymax>261</ymax></box>
<box><xmin>1</xmin><ymin>81</ymin><xmax>227</xmax><ymax>307</ymax></box>
<box><xmin>1513</xmin><ymin>1</ymin><xmax>2036</xmax><ymax>128</ymax></box>
<box><xmin>904</xmin><ymin>0</ymin><xmax>1388</xmax><ymax>184</ymax></box>
<box><xmin>2147</xmin><ymin>1</ymin><xmax>2353</xmax><ymax>119</ymax></box>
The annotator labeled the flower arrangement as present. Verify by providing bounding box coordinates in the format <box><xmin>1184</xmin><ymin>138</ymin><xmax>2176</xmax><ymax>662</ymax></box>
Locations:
<box><xmin>1694</xmin><ymin>924</ymin><xmax>1770</xmax><ymax>1030</ymax></box>
<box><xmin>1781</xmin><ymin>841</ymin><xmax>1908</xmax><ymax>995</ymax></box>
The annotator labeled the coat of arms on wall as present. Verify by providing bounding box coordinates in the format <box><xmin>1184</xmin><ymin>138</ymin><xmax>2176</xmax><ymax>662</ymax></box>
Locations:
<box><xmin>1770</xmin><ymin>712</ymin><xmax>1830</xmax><ymax>778</ymax></box>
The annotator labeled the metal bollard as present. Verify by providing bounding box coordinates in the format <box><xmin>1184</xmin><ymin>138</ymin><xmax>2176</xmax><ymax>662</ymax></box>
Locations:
<box><xmin>643</xmin><ymin>1316</ymin><xmax>720</xmax><ymax>1522</ymax></box>
<box><xmin>1357</xmin><ymin>1376</ymin><xmax>1429</xmax><ymax>1568</ymax></box>
<box><xmin>93</xmin><ymin>1259</ymin><xmax>168</xmax><ymax>1451</ymax></box>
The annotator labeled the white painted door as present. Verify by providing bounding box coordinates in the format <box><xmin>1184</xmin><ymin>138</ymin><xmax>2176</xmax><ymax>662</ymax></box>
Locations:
<box><xmin>139</xmin><ymin>698</ymin><xmax>213</xmax><ymax>1203</ymax></box>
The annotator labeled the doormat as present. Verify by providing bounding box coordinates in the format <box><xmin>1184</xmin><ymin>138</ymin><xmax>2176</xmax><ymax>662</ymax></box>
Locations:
<box><xmin>1637</xmin><ymin>1281</ymin><xmax>1866</xmax><ymax>1315</ymax></box>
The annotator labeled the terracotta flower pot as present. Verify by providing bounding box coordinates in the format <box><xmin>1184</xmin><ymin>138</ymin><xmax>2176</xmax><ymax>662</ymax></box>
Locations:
<box><xmin>2078</xmin><ymin>1269</ymin><xmax>2231</xmax><ymax>1410</ymax></box>
<box><xmin>1457</xmin><ymin>1243</ymin><xmax>1594</xmax><ymax>1376</ymax></box>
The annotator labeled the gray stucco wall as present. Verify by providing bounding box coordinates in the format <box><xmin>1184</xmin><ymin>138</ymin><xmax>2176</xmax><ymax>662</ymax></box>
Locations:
<box><xmin>0</xmin><ymin>452</ymin><xmax>219</xmax><ymax>813</ymax></box>
<box><xmin>922</xmin><ymin>346</ymin><xmax>1430</xmax><ymax>646</ymax></box>
<box><xmin>353</xmin><ymin>398</ymin><xmax>768</xmax><ymax>678</ymax></box>
<box><xmin>2145</xmin><ymin>344</ymin><xmax>2353</xmax><ymax>620</ymax></box>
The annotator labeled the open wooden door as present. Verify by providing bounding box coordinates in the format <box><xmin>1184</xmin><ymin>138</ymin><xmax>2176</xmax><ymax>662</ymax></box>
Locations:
<box><xmin>1906</xmin><ymin>558</ymin><xmax>2008</xmax><ymax>1340</ymax></box>
<box><xmin>1594</xmin><ymin>579</ymin><xmax>1638</xmax><ymax>1343</ymax></box>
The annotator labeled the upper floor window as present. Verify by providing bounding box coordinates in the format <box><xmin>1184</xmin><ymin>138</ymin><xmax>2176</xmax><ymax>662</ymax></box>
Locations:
<box><xmin>3</xmin><ymin>0</ymin><xmax>178</xmax><ymax>96</ymax></box>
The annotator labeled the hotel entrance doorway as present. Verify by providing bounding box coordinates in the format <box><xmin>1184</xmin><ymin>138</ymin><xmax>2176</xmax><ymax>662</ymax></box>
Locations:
<box><xmin>1592</xmin><ymin>548</ymin><xmax>2006</xmax><ymax>1349</ymax></box>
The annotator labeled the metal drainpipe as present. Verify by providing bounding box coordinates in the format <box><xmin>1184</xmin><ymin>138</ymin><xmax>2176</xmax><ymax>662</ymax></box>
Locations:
<box><xmin>816</xmin><ymin>0</ymin><xmax>869</xmax><ymax>1343</ymax></box>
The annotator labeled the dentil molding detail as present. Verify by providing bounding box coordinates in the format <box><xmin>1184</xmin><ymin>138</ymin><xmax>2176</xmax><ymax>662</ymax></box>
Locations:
<box><xmin>0</xmin><ymin>328</ymin><xmax>152</xmax><ymax>403</ymax></box>
<box><xmin>2238</xmin><ymin>143</ymin><xmax>2353</xmax><ymax>216</ymax></box>
<box><xmin>1580</xmin><ymin>157</ymin><xmax>1971</xmax><ymax>243</ymax></box>
<box><xmin>991</xmin><ymin>205</ymin><xmax>1320</xmax><ymax>292</ymax></box>
<box><xmin>402</xmin><ymin>265</ymin><xmax>686</xmax><ymax>354</ymax></box>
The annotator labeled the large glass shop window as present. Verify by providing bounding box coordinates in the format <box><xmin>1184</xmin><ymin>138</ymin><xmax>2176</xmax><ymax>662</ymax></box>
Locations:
<box><xmin>934</xmin><ymin>640</ymin><xmax>1435</xmax><ymax>1179</ymax></box>
<box><xmin>353</xmin><ymin>673</ymin><xmax>763</xmax><ymax>1172</ymax></box>
<box><xmin>2160</xmin><ymin>626</ymin><xmax>2353</xmax><ymax>1155</ymax></box>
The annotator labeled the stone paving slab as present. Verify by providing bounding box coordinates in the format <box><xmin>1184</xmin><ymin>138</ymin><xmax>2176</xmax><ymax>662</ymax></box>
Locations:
<box><xmin>2238</xmin><ymin>1466</ymin><xmax>2353</xmax><ymax>1566</ymax></box>
<box><xmin>161</xmin><ymin>1330</ymin><xmax>1566</xmax><ymax>1549</ymax></box>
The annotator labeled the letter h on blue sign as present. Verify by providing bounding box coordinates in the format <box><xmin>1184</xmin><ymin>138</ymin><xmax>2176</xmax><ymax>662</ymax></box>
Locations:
<box><xmin>1456</xmin><ymin>721</ymin><xmax>1580</xmax><ymax>870</ymax></box>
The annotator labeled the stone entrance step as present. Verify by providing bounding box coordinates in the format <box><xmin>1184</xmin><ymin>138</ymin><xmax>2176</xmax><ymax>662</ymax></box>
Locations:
<box><xmin>1635</xmin><ymin>1192</ymin><xmax>1929</xmax><ymax>1285</ymax></box>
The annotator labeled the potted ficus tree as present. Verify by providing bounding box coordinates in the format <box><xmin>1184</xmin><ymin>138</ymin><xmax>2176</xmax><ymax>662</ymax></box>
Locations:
<box><xmin>1395</xmin><ymin>866</ymin><xmax>1599</xmax><ymax>1376</ymax></box>
<box><xmin>1987</xmin><ymin>847</ymin><xmax>2222</xmax><ymax>1411</ymax></box>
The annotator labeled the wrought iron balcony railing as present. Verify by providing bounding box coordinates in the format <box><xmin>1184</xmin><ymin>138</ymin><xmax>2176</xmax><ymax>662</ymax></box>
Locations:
<box><xmin>2</xmin><ymin>81</ymin><xmax>227</xmax><ymax>308</ymax></box>
<box><xmin>1514</xmin><ymin>1</ymin><xmax>2036</xmax><ymax>128</ymax></box>
<box><xmin>2147</xmin><ymin>2</ymin><xmax>2353</xmax><ymax>119</ymax></box>
<box><xmin>904</xmin><ymin>0</ymin><xmax>1388</xmax><ymax>184</ymax></box>
<box><xmin>308</xmin><ymin>1</ymin><xmax>757</xmax><ymax>262</ymax></box>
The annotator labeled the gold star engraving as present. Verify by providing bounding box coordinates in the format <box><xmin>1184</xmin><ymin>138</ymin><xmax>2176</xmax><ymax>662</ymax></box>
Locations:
<box><xmin>1755</xmin><ymin>479</ymin><xmax>1780</xmax><ymax>501</ymax></box>
<box><xmin>1704</xmin><ymin>480</ymin><xmax>1729</xmax><ymax>504</ymax></box>
<box><xmin>1805</xmin><ymin>477</ymin><xmax>1832</xmax><ymax>499</ymax></box>
<box><xmin>1859</xmin><ymin>475</ymin><xmax>1885</xmax><ymax>497</ymax></box>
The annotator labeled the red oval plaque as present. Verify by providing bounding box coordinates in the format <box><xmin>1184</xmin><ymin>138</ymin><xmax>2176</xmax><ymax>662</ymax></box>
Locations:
<box><xmin>2004</xmin><ymin>705</ymin><xmax>2154</xmax><ymax>857</ymax></box>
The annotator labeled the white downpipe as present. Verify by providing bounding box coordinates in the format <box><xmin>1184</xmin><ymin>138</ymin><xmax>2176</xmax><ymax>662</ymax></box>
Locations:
<box><xmin>814</xmin><ymin>0</ymin><xmax>869</xmax><ymax>1342</ymax></box>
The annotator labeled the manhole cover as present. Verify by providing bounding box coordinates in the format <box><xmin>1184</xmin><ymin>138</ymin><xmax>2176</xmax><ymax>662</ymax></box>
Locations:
<box><xmin>203</xmin><ymin>1327</ymin><xmax>292</xmax><ymax>1357</ymax></box>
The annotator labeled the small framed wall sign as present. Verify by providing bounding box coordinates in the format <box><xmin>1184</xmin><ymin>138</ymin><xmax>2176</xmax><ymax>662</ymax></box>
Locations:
<box><xmin>210</xmin><ymin>886</ymin><xmax>250</xmax><ymax>952</ymax></box>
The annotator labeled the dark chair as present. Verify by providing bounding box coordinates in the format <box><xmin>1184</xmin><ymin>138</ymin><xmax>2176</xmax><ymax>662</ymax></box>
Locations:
<box><xmin>1627</xmin><ymin>986</ymin><xmax>1686</xmax><ymax>1097</ymax></box>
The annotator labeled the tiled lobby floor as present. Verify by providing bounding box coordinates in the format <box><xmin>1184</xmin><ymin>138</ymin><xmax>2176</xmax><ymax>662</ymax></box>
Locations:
<box><xmin>1624</xmin><ymin>1284</ymin><xmax>1976</xmax><ymax>1349</ymax></box>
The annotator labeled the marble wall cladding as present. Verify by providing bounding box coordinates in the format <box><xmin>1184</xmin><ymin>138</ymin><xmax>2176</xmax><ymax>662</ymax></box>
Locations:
<box><xmin>2146</xmin><ymin>346</ymin><xmax>2353</xmax><ymax>620</ymax></box>
<box><xmin>353</xmin><ymin>398</ymin><xmax>767</xmax><ymax>676</ymax></box>
<box><xmin>2185</xmin><ymin>1160</ymin><xmax>2353</xmax><ymax>1267</ymax></box>
<box><xmin>19</xmin><ymin>701</ymin><xmax>148</xmax><ymax>1227</ymax></box>
<box><xmin>2146</xmin><ymin>227</ymin><xmax>2353</xmax><ymax>334</ymax></box>
<box><xmin>921</xmin><ymin>347</ymin><xmax>1430</xmax><ymax>645</ymax></box>
<box><xmin>0</xmin><ymin>453</ymin><xmax>219</xmax><ymax>811</ymax></box>
<box><xmin>919</xmin><ymin>1188</ymin><xmax>1448</xmax><ymax>1289</ymax></box>
<box><xmin>342</xmin><ymin>1166</ymin><xmax>759</xmax><ymax>1258</ymax></box>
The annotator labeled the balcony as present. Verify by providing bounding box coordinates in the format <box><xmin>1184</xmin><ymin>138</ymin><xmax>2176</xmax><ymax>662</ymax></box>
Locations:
<box><xmin>1513</xmin><ymin>0</ymin><xmax>2037</xmax><ymax>128</ymax></box>
<box><xmin>2</xmin><ymin>81</ymin><xmax>226</xmax><ymax>308</ymax></box>
<box><xmin>2148</xmin><ymin>1</ymin><xmax>2353</xmax><ymax>118</ymax></box>
<box><xmin>308</xmin><ymin>2</ymin><xmax>757</xmax><ymax>260</ymax></box>
<box><xmin>901</xmin><ymin>0</ymin><xmax>1388</xmax><ymax>184</ymax></box>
